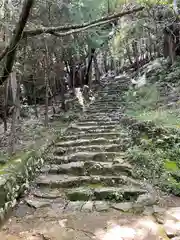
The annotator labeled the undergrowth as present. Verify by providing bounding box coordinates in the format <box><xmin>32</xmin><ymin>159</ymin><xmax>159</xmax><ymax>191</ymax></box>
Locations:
<box><xmin>122</xmin><ymin>58</ymin><xmax>180</xmax><ymax>195</ymax></box>
<box><xmin>126</xmin><ymin>130</ymin><xmax>180</xmax><ymax>195</ymax></box>
<box><xmin>123</xmin><ymin>57</ymin><xmax>180</xmax><ymax>129</ymax></box>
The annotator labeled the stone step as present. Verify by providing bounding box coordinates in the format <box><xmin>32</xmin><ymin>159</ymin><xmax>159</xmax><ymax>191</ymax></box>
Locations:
<box><xmin>60</xmin><ymin>132</ymin><xmax>123</xmax><ymax>141</ymax></box>
<box><xmin>85</xmin><ymin>109</ymin><xmax>118</xmax><ymax>114</ymax></box>
<box><xmin>87</xmin><ymin>106</ymin><xmax>121</xmax><ymax>110</ymax></box>
<box><xmin>25</xmin><ymin>193</ymin><xmax>117</xmax><ymax>212</ymax></box>
<box><xmin>55</xmin><ymin>138</ymin><xmax>120</xmax><ymax>148</ymax></box>
<box><xmin>81</xmin><ymin>116</ymin><xmax>120</xmax><ymax>122</ymax></box>
<box><xmin>48</xmin><ymin>151</ymin><xmax>126</xmax><ymax>164</ymax></box>
<box><xmin>81</xmin><ymin>116</ymin><xmax>114</xmax><ymax>121</ymax></box>
<box><xmin>98</xmin><ymin>91</ymin><xmax>118</xmax><ymax>94</ymax></box>
<box><xmin>65</xmin><ymin>127</ymin><xmax>117</xmax><ymax>134</ymax></box>
<box><xmin>77</xmin><ymin>120</ymin><xmax>119</xmax><ymax>126</ymax></box>
<box><xmin>36</xmin><ymin>174</ymin><xmax>141</xmax><ymax>189</ymax></box>
<box><xmin>86</xmin><ymin>109</ymin><xmax>121</xmax><ymax>114</ymax></box>
<box><xmin>67</xmin><ymin>124</ymin><xmax>117</xmax><ymax>132</ymax></box>
<box><xmin>90</xmin><ymin>101</ymin><xmax>120</xmax><ymax>105</ymax></box>
<box><xmin>89</xmin><ymin>106</ymin><xmax>120</xmax><ymax>111</ymax></box>
<box><xmin>54</xmin><ymin>143</ymin><xmax>125</xmax><ymax>155</ymax></box>
<box><xmin>66</xmin><ymin>128</ymin><xmax>119</xmax><ymax>134</ymax></box>
<box><xmin>95</xmin><ymin>99</ymin><xmax>120</xmax><ymax>103</ymax></box>
<box><xmin>40</xmin><ymin>161</ymin><xmax>132</xmax><ymax>176</ymax></box>
<box><xmin>65</xmin><ymin>186</ymin><xmax>146</xmax><ymax>202</ymax></box>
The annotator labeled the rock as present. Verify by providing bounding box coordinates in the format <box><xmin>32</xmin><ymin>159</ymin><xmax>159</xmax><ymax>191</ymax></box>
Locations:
<box><xmin>153</xmin><ymin>205</ymin><xmax>166</xmax><ymax>224</ymax></box>
<box><xmin>143</xmin><ymin>206</ymin><xmax>154</xmax><ymax>215</ymax></box>
<box><xmin>163</xmin><ymin>219</ymin><xmax>180</xmax><ymax>237</ymax></box>
<box><xmin>112</xmin><ymin>202</ymin><xmax>133</xmax><ymax>212</ymax></box>
<box><xmin>81</xmin><ymin>201</ymin><xmax>94</xmax><ymax>212</ymax></box>
<box><xmin>66</xmin><ymin>187</ymin><xmax>93</xmax><ymax>201</ymax></box>
<box><xmin>13</xmin><ymin>203</ymin><xmax>35</xmax><ymax>217</ymax></box>
<box><xmin>153</xmin><ymin>205</ymin><xmax>166</xmax><ymax>214</ymax></box>
<box><xmin>25</xmin><ymin>198</ymin><xmax>51</xmax><ymax>209</ymax></box>
<box><xmin>65</xmin><ymin>201</ymin><xmax>84</xmax><ymax>211</ymax></box>
<box><xmin>135</xmin><ymin>193</ymin><xmax>157</xmax><ymax>207</ymax></box>
<box><xmin>32</xmin><ymin>188</ymin><xmax>63</xmax><ymax>199</ymax></box>
<box><xmin>171</xmin><ymin>237</ymin><xmax>180</xmax><ymax>240</ymax></box>
<box><xmin>94</xmin><ymin>201</ymin><xmax>110</xmax><ymax>212</ymax></box>
<box><xmin>166</xmin><ymin>207</ymin><xmax>180</xmax><ymax>221</ymax></box>
<box><xmin>36</xmin><ymin>174</ymin><xmax>90</xmax><ymax>188</ymax></box>
<box><xmin>163</xmin><ymin>207</ymin><xmax>180</xmax><ymax>237</ymax></box>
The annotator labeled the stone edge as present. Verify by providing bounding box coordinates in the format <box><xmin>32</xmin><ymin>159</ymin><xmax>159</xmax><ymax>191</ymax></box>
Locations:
<box><xmin>0</xmin><ymin>136</ymin><xmax>55</xmax><ymax>224</ymax></box>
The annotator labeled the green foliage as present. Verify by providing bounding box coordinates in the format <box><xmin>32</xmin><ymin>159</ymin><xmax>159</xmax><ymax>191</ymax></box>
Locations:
<box><xmin>124</xmin><ymin>58</ymin><xmax>180</xmax><ymax>129</ymax></box>
<box><xmin>68</xmin><ymin>0</ymin><xmax>118</xmax><ymax>53</ymax></box>
<box><xmin>137</xmin><ymin>0</ymin><xmax>172</xmax><ymax>5</ymax></box>
<box><xmin>126</xmin><ymin>130</ymin><xmax>180</xmax><ymax>195</ymax></box>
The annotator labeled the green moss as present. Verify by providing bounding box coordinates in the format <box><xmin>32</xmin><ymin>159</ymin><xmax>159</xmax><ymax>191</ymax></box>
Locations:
<box><xmin>88</xmin><ymin>183</ymin><xmax>104</xmax><ymax>188</ymax></box>
<box><xmin>164</xmin><ymin>160</ymin><xmax>179</xmax><ymax>171</ymax></box>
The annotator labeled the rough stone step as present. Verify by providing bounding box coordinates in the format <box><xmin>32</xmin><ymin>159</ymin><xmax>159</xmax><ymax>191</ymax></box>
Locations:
<box><xmin>36</xmin><ymin>174</ymin><xmax>141</xmax><ymax>188</ymax></box>
<box><xmin>55</xmin><ymin>138</ymin><xmax>121</xmax><ymax>148</ymax></box>
<box><xmin>25</xmin><ymin>193</ymin><xmax>114</xmax><ymax>212</ymax></box>
<box><xmin>60</xmin><ymin>132</ymin><xmax>123</xmax><ymax>141</ymax></box>
<box><xmin>40</xmin><ymin>161</ymin><xmax>132</xmax><ymax>176</ymax></box>
<box><xmin>98</xmin><ymin>90</ymin><xmax>122</xmax><ymax>94</ymax></box>
<box><xmin>86</xmin><ymin>109</ymin><xmax>121</xmax><ymax>114</ymax></box>
<box><xmin>31</xmin><ymin>188</ymin><xmax>64</xmax><ymax>200</ymax></box>
<box><xmin>89</xmin><ymin>107</ymin><xmax>121</xmax><ymax>111</ymax></box>
<box><xmin>81</xmin><ymin>117</ymin><xmax>120</xmax><ymax>122</ymax></box>
<box><xmin>87</xmin><ymin>106</ymin><xmax>121</xmax><ymax>110</ymax></box>
<box><xmin>95</xmin><ymin>100</ymin><xmax>121</xmax><ymax>103</ymax></box>
<box><xmin>67</xmin><ymin>124</ymin><xmax>117</xmax><ymax>132</ymax></box>
<box><xmin>90</xmin><ymin>102</ymin><xmax>120</xmax><ymax>106</ymax></box>
<box><xmin>65</xmin><ymin>127</ymin><xmax>117</xmax><ymax>134</ymax></box>
<box><xmin>66</xmin><ymin>128</ymin><xmax>119</xmax><ymax>134</ymax></box>
<box><xmin>81</xmin><ymin>116</ymin><xmax>115</xmax><ymax>121</ymax></box>
<box><xmin>97</xmin><ymin>96</ymin><xmax>122</xmax><ymax>100</ymax></box>
<box><xmin>76</xmin><ymin>120</ymin><xmax>119</xmax><ymax>126</ymax></box>
<box><xmin>48</xmin><ymin>151</ymin><xmax>126</xmax><ymax>164</ymax></box>
<box><xmin>85</xmin><ymin>109</ymin><xmax>119</xmax><ymax>114</ymax></box>
<box><xmin>54</xmin><ymin>143</ymin><xmax>125</xmax><ymax>155</ymax></box>
<box><xmin>65</xmin><ymin>186</ymin><xmax>146</xmax><ymax>202</ymax></box>
<box><xmin>83</xmin><ymin>112</ymin><xmax>121</xmax><ymax>118</ymax></box>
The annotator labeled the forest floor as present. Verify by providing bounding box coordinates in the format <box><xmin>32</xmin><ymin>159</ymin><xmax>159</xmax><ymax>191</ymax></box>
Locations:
<box><xmin>1</xmin><ymin>59</ymin><xmax>180</xmax><ymax>240</ymax></box>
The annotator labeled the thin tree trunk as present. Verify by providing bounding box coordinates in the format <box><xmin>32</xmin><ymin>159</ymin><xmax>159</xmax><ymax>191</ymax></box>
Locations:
<box><xmin>93</xmin><ymin>54</ymin><xmax>100</xmax><ymax>83</ymax></box>
<box><xmin>32</xmin><ymin>74</ymin><xmax>38</xmax><ymax>118</ymax></box>
<box><xmin>126</xmin><ymin>45</ymin><xmax>133</xmax><ymax>65</ymax></box>
<box><xmin>9</xmin><ymin>107</ymin><xmax>16</xmax><ymax>155</ymax></box>
<box><xmin>85</xmin><ymin>48</ymin><xmax>95</xmax><ymax>86</ymax></box>
<box><xmin>44</xmin><ymin>41</ymin><xmax>49</xmax><ymax>127</ymax></box>
<box><xmin>103</xmin><ymin>51</ymin><xmax>108</xmax><ymax>73</ymax></box>
<box><xmin>8</xmin><ymin>72</ymin><xmax>18</xmax><ymax>155</ymax></box>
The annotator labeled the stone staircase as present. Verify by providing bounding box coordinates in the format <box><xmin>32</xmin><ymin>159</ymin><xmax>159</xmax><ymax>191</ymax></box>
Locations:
<box><xmin>25</xmin><ymin>77</ymin><xmax>154</xmax><ymax>212</ymax></box>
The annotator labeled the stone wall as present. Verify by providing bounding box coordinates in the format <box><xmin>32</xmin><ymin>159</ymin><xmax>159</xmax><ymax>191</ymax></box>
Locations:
<box><xmin>0</xmin><ymin>136</ymin><xmax>55</xmax><ymax>224</ymax></box>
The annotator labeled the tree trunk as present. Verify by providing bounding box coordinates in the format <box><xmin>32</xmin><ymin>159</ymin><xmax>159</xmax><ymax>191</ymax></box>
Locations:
<box><xmin>93</xmin><ymin>53</ymin><xmax>100</xmax><ymax>83</ymax></box>
<box><xmin>85</xmin><ymin>48</ymin><xmax>95</xmax><ymax>86</ymax></box>
<box><xmin>126</xmin><ymin>45</ymin><xmax>133</xmax><ymax>65</ymax></box>
<box><xmin>44</xmin><ymin>42</ymin><xmax>49</xmax><ymax>127</ymax></box>
<box><xmin>32</xmin><ymin>74</ymin><xmax>38</xmax><ymax>118</ymax></box>
<box><xmin>132</xmin><ymin>41</ymin><xmax>139</xmax><ymax>70</ymax></box>
<box><xmin>103</xmin><ymin>51</ymin><xmax>108</xmax><ymax>73</ymax></box>
<box><xmin>8</xmin><ymin>72</ymin><xmax>18</xmax><ymax>155</ymax></box>
<box><xmin>0</xmin><ymin>0</ymin><xmax>34</xmax><ymax>85</ymax></box>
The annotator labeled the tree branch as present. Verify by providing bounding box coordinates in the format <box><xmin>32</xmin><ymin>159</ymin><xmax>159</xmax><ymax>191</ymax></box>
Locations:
<box><xmin>0</xmin><ymin>46</ymin><xmax>9</xmax><ymax>62</ymax></box>
<box><xmin>23</xmin><ymin>6</ymin><xmax>144</xmax><ymax>38</ymax></box>
<box><xmin>49</xmin><ymin>18</ymin><xmax>122</xmax><ymax>37</ymax></box>
<box><xmin>0</xmin><ymin>0</ymin><xmax>34</xmax><ymax>85</ymax></box>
